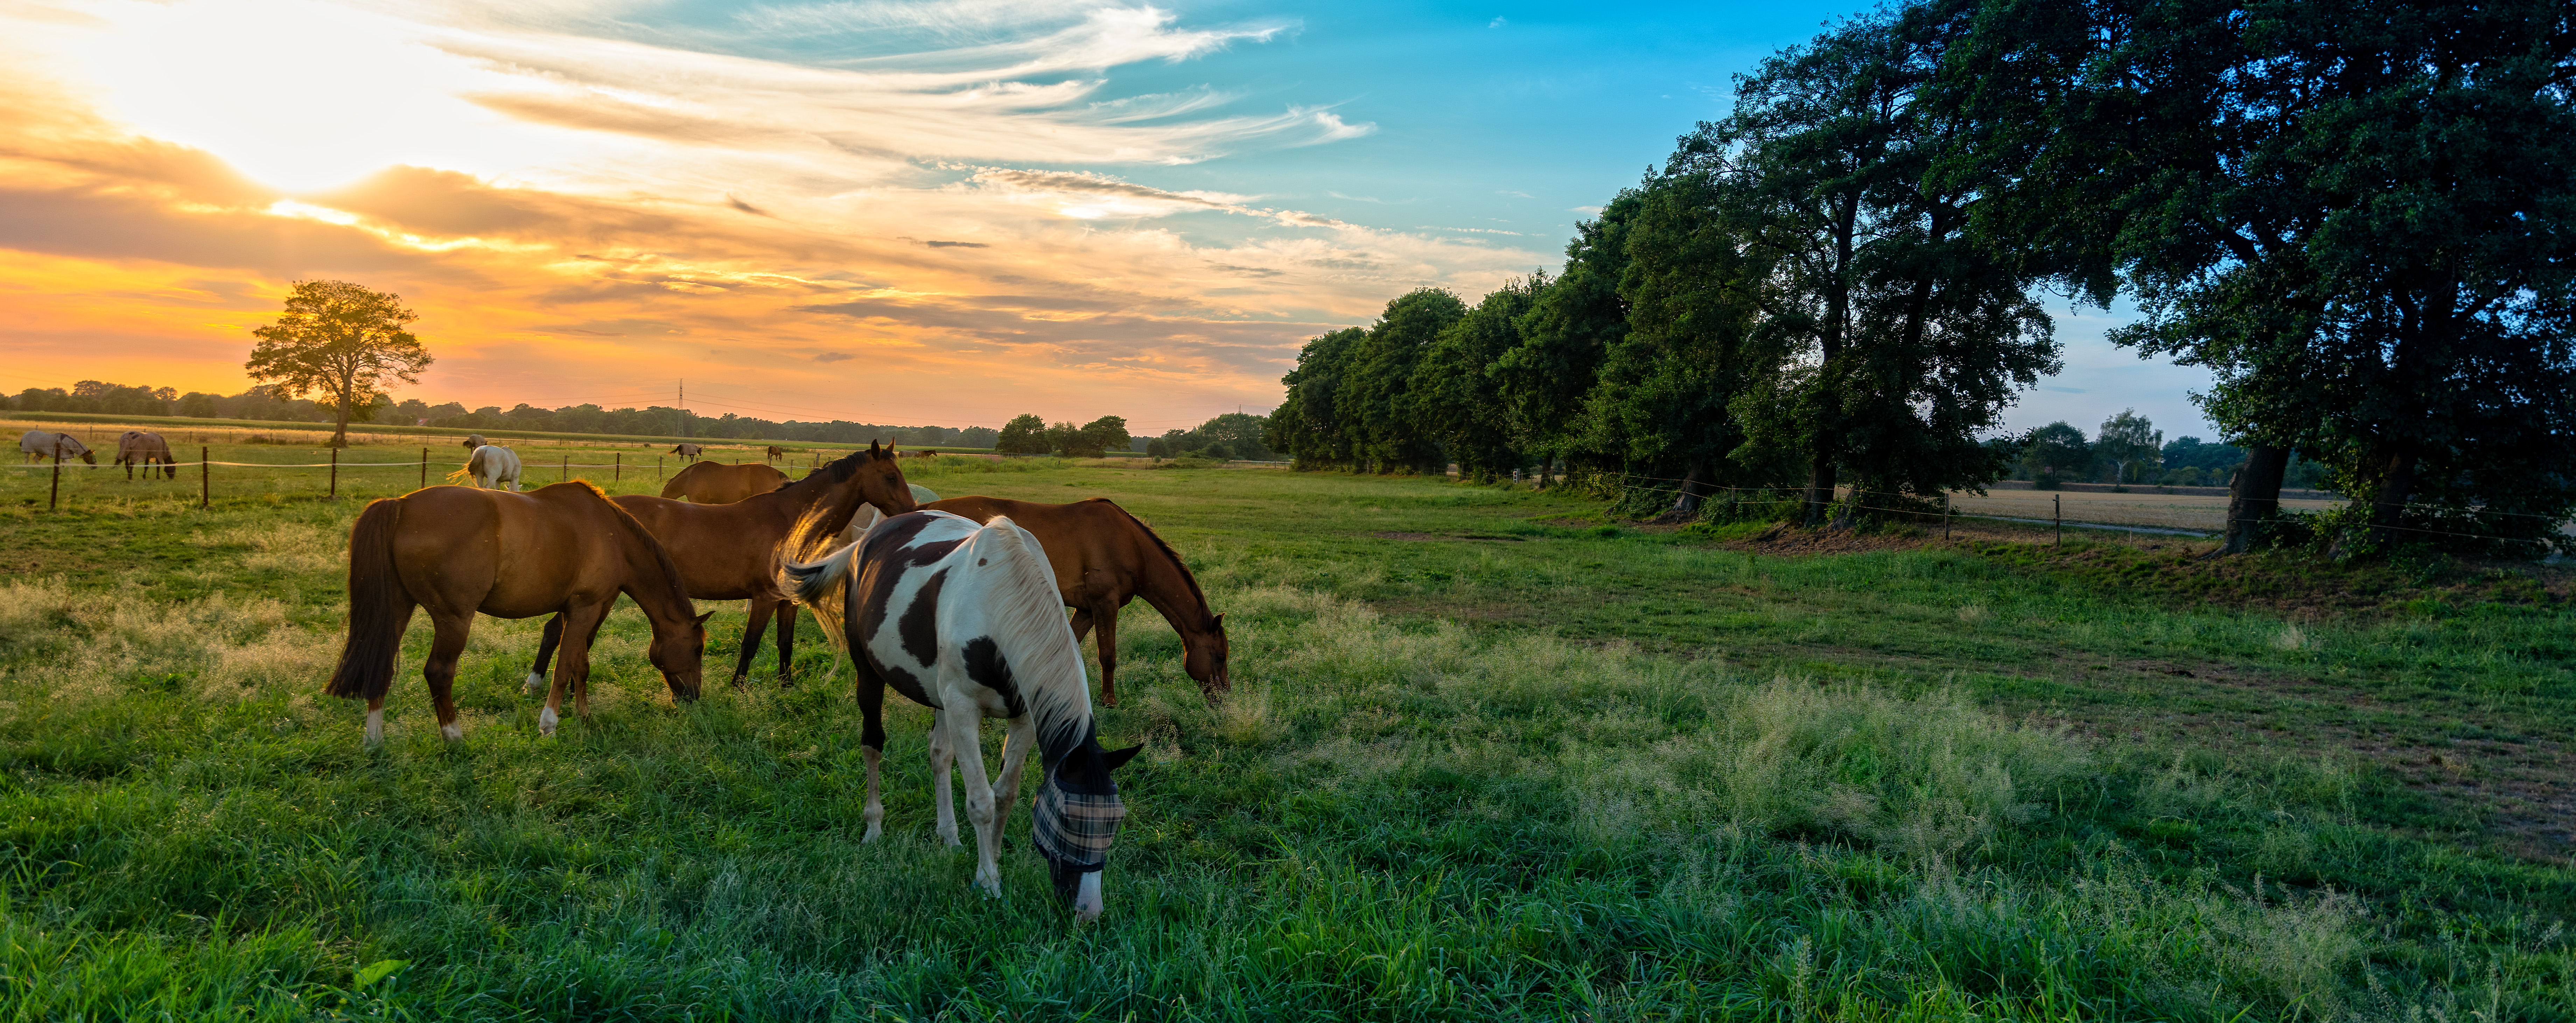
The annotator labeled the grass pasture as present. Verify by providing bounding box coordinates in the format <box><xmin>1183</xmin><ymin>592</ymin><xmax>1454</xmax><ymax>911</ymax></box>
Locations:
<box><xmin>0</xmin><ymin>444</ymin><xmax>2571</xmax><ymax>1020</ymax></box>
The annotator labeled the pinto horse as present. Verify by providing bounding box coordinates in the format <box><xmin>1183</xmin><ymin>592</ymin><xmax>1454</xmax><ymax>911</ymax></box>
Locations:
<box><xmin>923</xmin><ymin>497</ymin><xmax>1227</xmax><ymax>706</ymax></box>
<box><xmin>325</xmin><ymin>482</ymin><xmax>712</xmax><ymax>747</ymax></box>
<box><xmin>660</xmin><ymin>460</ymin><xmax>786</xmax><ymax>503</ymax></box>
<box><xmin>116</xmin><ymin>431</ymin><xmax>177</xmax><ymax>479</ymax></box>
<box><xmin>526</xmin><ymin>443</ymin><xmax>917</xmax><ymax>691</ymax></box>
<box><xmin>786</xmin><ymin>510</ymin><xmax>1142</xmax><ymax>919</ymax></box>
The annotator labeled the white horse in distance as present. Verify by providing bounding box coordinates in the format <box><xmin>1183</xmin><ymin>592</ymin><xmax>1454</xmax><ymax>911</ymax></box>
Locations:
<box><xmin>20</xmin><ymin>430</ymin><xmax>94</xmax><ymax>465</ymax></box>
<box><xmin>466</xmin><ymin>444</ymin><xmax>522</xmax><ymax>491</ymax></box>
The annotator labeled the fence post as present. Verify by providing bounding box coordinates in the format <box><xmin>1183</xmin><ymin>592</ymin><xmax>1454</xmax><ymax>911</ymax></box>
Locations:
<box><xmin>201</xmin><ymin>446</ymin><xmax>209</xmax><ymax>509</ymax></box>
<box><xmin>49</xmin><ymin>452</ymin><xmax>61</xmax><ymax>512</ymax></box>
<box><xmin>1942</xmin><ymin>493</ymin><xmax>1951</xmax><ymax>540</ymax></box>
<box><xmin>657</xmin><ymin>456</ymin><xmax>664</xmax><ymax>480</ymax></box>
<box><xmin>2054</xmin><ymin>494</ymin><xmax>2061</xmax><ymax>545</ymax></box>
<box><xmin>615</xmin><ymin>453</ymin><xmax>622</xmax><ymax>482</ymax></box>
<box><xmin>330</xmin><ymin>447</ymin><xmax>340</xmax><ymax>499</ymax></box>
<box><xmin>561</xmin><ymin>454</ymin><xmax>568</xmax><ymax>483</ymax></box>
<box><xmin>420</xmin><ymin>447</ymin><xmax>428</xmax><ymax>489</ymax></box>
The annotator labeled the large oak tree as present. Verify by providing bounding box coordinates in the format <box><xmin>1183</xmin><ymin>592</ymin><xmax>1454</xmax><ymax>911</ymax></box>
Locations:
<box><xmin>245</xmin><ymin>280</ymin><xmax>430</xmax><ymax>448</ymax></box>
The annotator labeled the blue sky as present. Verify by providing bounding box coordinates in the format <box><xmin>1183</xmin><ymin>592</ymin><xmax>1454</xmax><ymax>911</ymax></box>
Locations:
<box><xmin>3</xmin><ymin>0</ymin><xmax>2219</xmax><ymax>439</ymax></box>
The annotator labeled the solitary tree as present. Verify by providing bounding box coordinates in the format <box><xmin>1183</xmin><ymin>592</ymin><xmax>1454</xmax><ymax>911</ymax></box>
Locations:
<box><xmin>1064</xmin><ymin>415</ymin><xmax>1130</xmax><ymax>458</ymax></box>
<box><xmin>2094</xmin><ymin>410</ymin><xmax>2162</xmax><ymax>484</ymax></box>
<box><xmin>245</xmin><ymin>280</ymin><xmax>430</xmax><ymax>447</ymax></box>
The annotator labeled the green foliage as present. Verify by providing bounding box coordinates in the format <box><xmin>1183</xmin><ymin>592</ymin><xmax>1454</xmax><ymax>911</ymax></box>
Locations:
<box><xmin>1268</xmin><ymin>327</ymin><xmax>1365</xmax><ymax>468</ymax></box>
<box><xmin>1052</xmin><ymin>415</ymin><xmax>1129</xmax><ymax>458</ymax></box>
<box><xmin>2093</xmin><ymin>410</ymin><xmax>2163</xmax><ymax>484</ymax></box>
<box><xmin>1412</xmin><ymin>276</ymin><xmax>1543</xmax><ymax>481</ymax></box>
<box><xmin>1339</xmin><ymin>289</ymin><xmax>1466</xmax><ymax>474</ymax></box>
<box><xmin>1154</xmin><ymin>413</ymin><xmax>1272</xmax><ymax>462</ymax></box>
<box><xmin>993</xmin><ymin>412</ymin><xmax>1050</xmax><ymax>455</ymax></box>
<box><xmin>244</xmin><ymin>280</ymin><xmax>429</xmax><ymax>448</ymax></box>
<box><xmin>1494</xmin><ymin>199</ymin><xmax>1634</xmax><ymax>465</ymax></box>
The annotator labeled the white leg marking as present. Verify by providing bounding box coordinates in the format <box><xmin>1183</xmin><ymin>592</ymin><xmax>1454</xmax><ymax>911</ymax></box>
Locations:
<box><xmin>523</xmin><ymin>672</ymin><xmax>545</xmax><ymax>696</ymax></box>
<box><xmin>538</xmin><ymin>705</ymin><xmax>559</xmax><ymax>736</ymax></box>
<box><xmin>860</xmin><ymin>745</ymin><xmax>885</xmax><ymax>843</ymax></box>
<box><xmin>440</xmin><ymin>722</ymin><xmax>462</xmax><ymax>743</ymax></box>
<box><xmin>1074</xmin><ymin>872</ymin><xmax>1104</xmax><ymax>922</ymax></box>
<box><xmin>364</xmin><ymin>709</ymin><xmax>384</xmax><ymax>748</ymax></box>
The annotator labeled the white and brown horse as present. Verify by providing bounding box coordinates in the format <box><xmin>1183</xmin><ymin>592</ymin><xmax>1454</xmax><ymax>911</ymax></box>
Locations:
<box><xmin>466</xmin><ymin>444</ymin><xmax>521</xmax><ymax>491</ymax></box>
<box><xmin>116</xmin><ymin>431</ymin><xmax>177</xmax><ymax>479</ymax></box>
<box><xmin>786</xmin><ymin>510</ymin><xmax>1141</xmax><ymax>920</ymax></box>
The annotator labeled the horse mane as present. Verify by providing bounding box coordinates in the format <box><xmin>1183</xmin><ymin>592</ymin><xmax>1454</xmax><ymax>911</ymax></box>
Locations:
<box><xmin>580</xmin><ymin>481</ymin><xmax>693</xmax><ymax>612</ymax></box>
<box><xmin>1097</xmin><ymin>500</ymin><xmax>1213</xmax><ymax>625</ymax></box>
<box><xmin>775</xmin><ymin>447</ymin><xmax>874</xmax><ymax>495</ymax></box>
<box><xmin>972</xmin><ymin>516</ymin><xmax>1094</xmax><ymax>766</ymax></box>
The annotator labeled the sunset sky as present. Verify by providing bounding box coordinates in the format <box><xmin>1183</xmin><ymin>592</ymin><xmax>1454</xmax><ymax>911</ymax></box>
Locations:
<box><xmin>0</xmin><ymin>0</ymin><xmax>2217</xmax><ymax>437</ymax></box>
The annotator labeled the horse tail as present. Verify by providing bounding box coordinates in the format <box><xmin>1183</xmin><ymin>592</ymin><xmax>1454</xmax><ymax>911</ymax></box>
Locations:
<box><xmin>968</xmin><ymin>516</ymin><xmax>1091</xmax><ymax>755</ymax></box>
<box><xmin>327</xmin><ymin>498</ymin><xmax>413</xmax><ymax>701</ymax></box>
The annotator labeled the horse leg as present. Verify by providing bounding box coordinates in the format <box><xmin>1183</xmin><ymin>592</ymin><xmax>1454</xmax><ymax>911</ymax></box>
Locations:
<box><xmin>424</xmin><ymin>614</ymin><xmax>472</xmax><ymax>743</ymax></box>
<box><xmin>365</xmin><ymin>697</ymin><xmax>387</xmax><ymax>747</ymax></box>
<box><xmin>927</xmin><ymin>707</ymin><xmax>960</xmax><ymax>847</ymax></box>
<box><xmin>993</xmin><ymin>712</ymin><xmax>1035</xmax><ymax>841</ymax></box>
<box><xmin>771</xmin><ymin>600</ymin><xmax>799</xmax><ymax>688</ymax></box>
<box><xmin>945</xmin><ymin>700</ymin><xmax>1002</xmax><ymax>896</ymax></box>
<box><xmin>732</xmin><ymin>599</ymin><xmax>776</xmax><ymax>688</ymax></box>
<box><xmin>855</xmin><ymin>659</ymin><xmax>888</xmax><ymax>842</ymax></box>
<box><xmin>526</xmin><ymin>614</ymin><xmax>564</xmax><ymax>696</ymax></box>
<box><xmin>1091</xmin><ymin>601</ymin><xmax>1121</xmax><ymax>707</ymax></box>
<box><xmin>542</xmin><ymin>602</ymin><xmax>612</xmax><ymax>734</ymax></box>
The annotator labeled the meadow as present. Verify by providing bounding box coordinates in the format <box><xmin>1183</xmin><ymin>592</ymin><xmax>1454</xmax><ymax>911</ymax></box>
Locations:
<box><xmin>0</xmin><ymin>436</ymin><xmax>2570</xmax><ymax>1020</ymax></box>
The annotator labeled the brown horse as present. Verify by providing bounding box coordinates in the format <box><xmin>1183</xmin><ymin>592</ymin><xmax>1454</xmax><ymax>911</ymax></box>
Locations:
<box><xmin>660</xmin><ymin>460</ymin><xmax>786</xmax><ymax>503</ymax></box>
<box><xmin>530</xmin><ymin>443</ymin><xmax>917</xmax><ymax>691</ymax></box>
<box><xmin>764</xmin><ymin>445</ymin><xmax>786</xmax><ymax>462</ymax></box>
<box><xmin>922</xmin><ymin>496</ymin><xmax>1228</xmax><ymax>706</ymax></box>
<box><xmin>671</xmin><ymin>443</ymin><xmax>704</xmax><ymax>460</ymax></box>
<box><xmin>116</xmin><ymin>431</ymin><xmax>176</xmax><ymax>479</ymax></box>
<box><xmin>326</xmin><ymin>482</ymin><xmax>712</xmax><ymax>747</ymax></box>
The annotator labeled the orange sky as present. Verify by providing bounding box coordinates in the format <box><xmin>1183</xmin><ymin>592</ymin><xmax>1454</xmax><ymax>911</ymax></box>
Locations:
<box><xmin>0</xmin><ymin>0</ymin><xmax>1548</xmax><ymax>430</ymax></box>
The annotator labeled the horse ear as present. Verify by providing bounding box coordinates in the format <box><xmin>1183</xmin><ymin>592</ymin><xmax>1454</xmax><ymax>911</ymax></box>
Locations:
<box><xmin>1101</xmin><ymin>743</ymin><xmax>1145</xmax><ymax>771</ymax></box>
<box><xmin>869</xmin><ymin>440</ymin><xmax>882</xmax><ymax>457</ymax></box>
<box><xmin>888</xmin><ymin>440</ymin><xmax>900</xmax><ymax>456</ymax></box>
<box><xmin>694</xmin><ymin>611</ymin><xmax>717</xmax><ymax>626</ymax></box>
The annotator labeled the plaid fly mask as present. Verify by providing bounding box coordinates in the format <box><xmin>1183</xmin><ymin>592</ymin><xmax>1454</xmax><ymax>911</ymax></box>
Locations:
<box><xmin>1030</xmin><ymin>779</ymin><xmax>1126</xmax><ymax>873</ymax></box>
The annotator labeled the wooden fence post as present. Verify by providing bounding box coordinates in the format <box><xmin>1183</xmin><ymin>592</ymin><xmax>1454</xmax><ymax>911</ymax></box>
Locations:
<box><xmin>2054</xmin><ymin>494</ymin><xmax>2062</xmax><ymax>545</ymax></box>
<box><xmin>420</xmin><ymin>447</ymin><xmax>428</xmax><ymax>489</ymax></box>
<box><xmin>561</xmin><ymin>454</ymin><xmax>568</xmax><ymax>482</ymax></box>
<box><xmin>329</xmin><ymin>447</ymin><xmax>340</xmax><ymax>499</ymax></box>
<box><xmin>201</xmin><ymin>446</ymin><xmax>209</xmax><ymax>509</ymax></box>
<box><xmin>615</xmin><ymin>453</ymin><xmax>622</xmax><ymax>482</ymax></box>
<box><xmin>657</xmin><ymin>456</ymin><xmax>664</xmax><ymax>480</ymax></box>
<box><xmin>49</xmin><ymin>452</ymin><xmax>61</xmax><ymax>512</ymax></box>
<box><xmin>1942</xmin><ymin>493</ymin><xmax>1951</xmax><ymax>540</ymax></box>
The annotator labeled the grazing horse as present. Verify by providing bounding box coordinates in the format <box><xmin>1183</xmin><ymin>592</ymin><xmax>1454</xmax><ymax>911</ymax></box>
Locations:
<box><xmin>764</xmin><ymin>445</ymin><xmax>786</xmax><ymax>462</ymax></box>
<box><xmin>326</xmin><ymin>482</ymin><xmax>712</xmax><ymax>746</ymax></box>
<box><xmin>660</xmin><ymin>460</ymin><xmax>786</xmax><ymax>503</ymax></box>
<box><xmin>785</xmin><ymin>510</ymin><xmax>1143</xmax><ymax>919</ymax></box>
<box><xmin>461</xmin><ymin>434</ymin><xmax>487</xmax><ymax>450</ymax></box>
<box><xmin>19</xmin><ymin>431</ymin><xmax>95</xmax><ymax>465</ymax></box>
<box><xmin>466</xmin><ymin>444</ymin><xmax>522</xmax><ymax>491</ymax></box>
<box><xmin>115</xmin><ymin>431</ymin><xmax>177</xmax><ymax>479</ymax></box>
<box><xmin>671</xmin><ymin>443</ymin><xmax>704</xmax><ymax>460</ymax></box>
<box><xmin>526</xmin><ymin>443</ymin><xmax>917</xmax><ymax>692</ymax></box>
<box><xmin>924</xmin><ymin>497</ymin><xmax>1228</xmax><ymax>706</ymax></box>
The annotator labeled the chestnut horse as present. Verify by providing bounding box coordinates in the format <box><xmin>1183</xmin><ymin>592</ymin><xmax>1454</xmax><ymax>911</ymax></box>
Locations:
<box><xmin>325</xmin><ymin>482</ymin><xmax>712</xmax><ymax>747</ymax></box>
<box><xmin>527</xmin><ymin>443</ymin><xmax>917</xmax><ymax>691</ymax></box>
<box><xmin>764</xmin><ymin>445</ymin><xmax>785</xmax><ymax>462</ymax></box>
<box><xmin>660</xmin><ymin>460</ymin><xmax>786</xmax><ymax>503</ymax></box>
<box><xmin>923</xmin><ymin>497</ymin><xmax>1227</xmax><ymax>706</ymax></box>
<box><xmin>116</xmin><ymin>431</ymin><xmax>176</xmax><ymax>479</ymax></box>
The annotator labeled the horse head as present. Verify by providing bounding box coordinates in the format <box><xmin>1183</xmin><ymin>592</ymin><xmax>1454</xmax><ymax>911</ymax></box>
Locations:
<box><xmin>1037</xmin><ymin>741</ymin><xmax>1145</xmax><ymax>922</ymax></box>
<box><xmin>648</xmin><ymin>609</ymin><xmax>718</xmax><ymax>701</ymax></box>
<box><xmin>1183</xmin><ymin>613</ymin><xmax>1230</xmax><ymax>697</ymax></box>
<box><xmin>851</xmin><ymin>440</ymin><xmax>919</xmax><ymax>517</ymax></box>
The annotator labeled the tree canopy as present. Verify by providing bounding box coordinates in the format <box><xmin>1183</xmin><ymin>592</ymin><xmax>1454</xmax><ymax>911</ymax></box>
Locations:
<box><xmin>245</xmin><ymin>280</ymin><xmax>430</xmax><ymax>447</ymax></box>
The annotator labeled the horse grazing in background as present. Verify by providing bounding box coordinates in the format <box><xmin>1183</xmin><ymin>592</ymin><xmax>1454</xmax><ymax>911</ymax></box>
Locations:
<box><xmin>660</xmin><ymin>460</ymin><xmax>786</xmax><ymax>503</ymax></box>
<box><xmin>461</xmin><ymin>445</ymin><xmax>521</xmax><ymax>490</ymax></box>
<box><xmin>327</xmin><ymin>482</ymin><xmax>711</xmax><ymax>747</ymax></box>
<box><xmin>671</xmin><ymin>443</ymin><xmax>704</xmax><ymax>460</ymax></box>
<box><xmin>785</xmin><ymin>510</ymin><xmax>1143</xmax><ymax>920</ymax></box>
<box><xmin>20</xmin><ymin>431</ymin><xmax>94</xmax><ymax>465</ymax></box>
<box><xmin>461</xmin><ymin>434</ymin><xmax>487</xmax><ymax>450</ymax></box>
<box><xmin>764</xmin><ymin>445</ymin><xmax>785</xmax><ymax>462</ymax></box>
<box><xmin>115</xmin><ymin>431</ymin><xmax>176</xmax><ymax>479</ymax></box>
<box><xmin>924</xmin><ymin>497</ymin><xmax>1228</xmax><ymax>706</ymax></box>
<box><xmin>526</xmin><ymin>443</ymin><xmax>917</xmax><ymax>692</ymax></box>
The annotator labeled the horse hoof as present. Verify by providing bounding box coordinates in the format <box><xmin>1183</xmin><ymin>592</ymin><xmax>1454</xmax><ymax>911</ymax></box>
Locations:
<box><xmin>538</xmin><ymin>706</ymin><xmax>559</xmax><ymax>736</ymax></box>
<box><xmin>440</xmin><ymin>723</ymin><xmax>462</xmax><ymax>743</ymax></box>
<box><xmin>523</xmin><ymin>672</ymin><xmax>545</xmax><ymax>696</ymax></box>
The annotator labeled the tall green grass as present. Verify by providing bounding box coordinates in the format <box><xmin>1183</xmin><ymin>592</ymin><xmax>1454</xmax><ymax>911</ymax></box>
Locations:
<box><xmin>0</xmin><ymin>466</ymin><xmax>2568</xmax><ymax>1020</ymax></box>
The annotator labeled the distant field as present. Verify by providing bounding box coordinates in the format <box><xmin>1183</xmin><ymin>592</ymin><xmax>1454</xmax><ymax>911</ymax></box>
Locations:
<box><xmin>1947</xmin><ymin>486</ymin><xmax>2343</xmax><ymax>533</ymax></box>
<box><xmin>1</xmin><ymin>441</ymin><xmax>2570</xmax><ymax>1018</ymax></box>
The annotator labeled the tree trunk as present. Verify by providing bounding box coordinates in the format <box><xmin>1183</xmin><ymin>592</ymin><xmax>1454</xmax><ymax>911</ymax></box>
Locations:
<box><xmin>1658</xmin><ymin>458</ymin><xmax>1714</xmax><ymax>523</ymax></box>
<box><xmin>2213</xmin><ymin>445</ymin><xmax>2289</xmax><ymax>556</ymax></box>
<box><xmin>2364</xmin><ymin>447</ymin><xmax>2420</xmax><ymax>547</ymax></box>
<box><xmin>1802</xmin><ymin>455</ymin><xmax>1836</xmax><ymax>527</ymax></box>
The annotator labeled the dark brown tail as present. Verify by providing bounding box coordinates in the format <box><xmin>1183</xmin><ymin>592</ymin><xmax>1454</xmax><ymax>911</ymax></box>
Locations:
<box><xmin>327</xmin><ymin>498</ymin><xmax>414</xmax><ymax>700</ymax></box>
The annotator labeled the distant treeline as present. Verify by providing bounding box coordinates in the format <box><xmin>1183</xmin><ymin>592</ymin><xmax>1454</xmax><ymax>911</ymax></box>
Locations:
<box><xmin>1270</xmin><ymin>0</ymin><xmax>2574</xmax><ymax>556</ymax></box>
<box><xmin>5</xmin><ymin>382</ymin><xmax>998</xmax><ymax>448</ymax></box>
